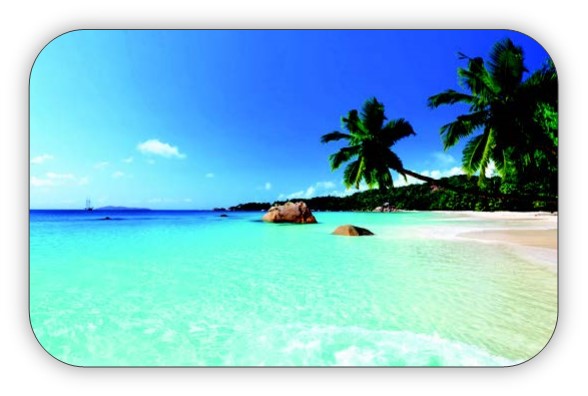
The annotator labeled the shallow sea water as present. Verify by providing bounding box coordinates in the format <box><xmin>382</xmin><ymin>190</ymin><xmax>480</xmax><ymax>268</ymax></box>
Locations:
<box><xmin>29</xmin><ymin>210</ymin><xmax>557</xmax><ymax>366</ymax></box>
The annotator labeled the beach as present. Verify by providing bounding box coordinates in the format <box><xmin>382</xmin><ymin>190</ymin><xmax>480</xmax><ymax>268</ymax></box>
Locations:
<box><xmin>450</xmin><ymin>212</ymin><xmax>558</xmax><ymax>269</ymax></box>
<box><xmin>461</xmin><ymin>229</ymin><xmax>557</xmax><ymax>249</ymax></box>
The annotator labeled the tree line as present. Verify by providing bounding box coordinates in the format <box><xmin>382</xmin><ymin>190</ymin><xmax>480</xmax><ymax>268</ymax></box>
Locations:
<box><xmin>321</xmin><ymin>38</ymin><xmax>557</xmax><ymax>206</ymax></box>
<box><xmin>229</xmin><ymin>173</ymin><xmax>556</xmax><ymax>213</ymax></box>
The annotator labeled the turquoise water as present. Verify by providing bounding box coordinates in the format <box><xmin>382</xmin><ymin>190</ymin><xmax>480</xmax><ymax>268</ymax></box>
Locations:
<box><xmin>30</xmin><ymin>210</ymin><xmax>557</xmax><ymax>366</ymax></box>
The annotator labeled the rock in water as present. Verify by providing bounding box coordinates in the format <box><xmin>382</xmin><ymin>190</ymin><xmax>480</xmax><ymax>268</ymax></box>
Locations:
<box><xmin>332</xmin><ymin>224</ymin><xmax>374</xmax><ymax>236</ymax></box>
<box><xmin>262</xmin><ymin>201</ymin><xmax>317</xmax><ymax>224</ymax></box>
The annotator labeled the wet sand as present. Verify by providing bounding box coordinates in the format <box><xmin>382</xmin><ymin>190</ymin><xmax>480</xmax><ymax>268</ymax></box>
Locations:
<box><xmin>459</xmin><ymin>229</ymin><xmax>557</xmax><ymax>250</ymax></box>
<box><xmin>454</xmin><ymin>212</ymin><xmax>558</xmax><ymax>268</ymax></box>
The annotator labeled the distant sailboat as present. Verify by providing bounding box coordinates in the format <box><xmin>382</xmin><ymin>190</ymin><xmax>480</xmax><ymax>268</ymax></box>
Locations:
<box><xmin>85</xmin><ymin>198</ymin><xmax>94</xmax><ymax>211</ymax></box>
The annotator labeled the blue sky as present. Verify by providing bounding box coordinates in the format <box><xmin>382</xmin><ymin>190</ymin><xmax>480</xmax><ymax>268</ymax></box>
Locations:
<box><xmin>30</xmin><ymin>30</ymin><xmax>552</xmax><ymax>209</ymax></box>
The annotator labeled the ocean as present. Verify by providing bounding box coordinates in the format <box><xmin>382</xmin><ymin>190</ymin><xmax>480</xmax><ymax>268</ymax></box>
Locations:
<box><xmin>29</xmin><ymin>210</ymin><xmax>557</xmax><ymax>366</ymax></box>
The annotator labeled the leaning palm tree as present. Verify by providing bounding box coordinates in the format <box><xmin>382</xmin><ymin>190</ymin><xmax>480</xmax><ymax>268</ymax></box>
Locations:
<box><xmin>321</xmin><ymin>98</ymin><xmax>420</xmax><ymax>192</ymax></box>
<box><xmin>427</xmin><ymin>38</ymin><xmax>557</xmax><ymax>185</ymax></box>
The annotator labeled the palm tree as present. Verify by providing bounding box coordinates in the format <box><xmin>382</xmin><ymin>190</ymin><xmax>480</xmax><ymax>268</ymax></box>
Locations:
<box><xmin>321</xmin><ymin>98</ymin><xmax>420</xmax><ymax>192</ymax></box>
<box><xmin>427</xmin><ymin>38</ymin><xmax>557</xmax><ymax>186</ymax></box>
<box><xmin>321</xmin><ymin>97</ymin><xmax>546</xmax><ymax>204</ymax></box>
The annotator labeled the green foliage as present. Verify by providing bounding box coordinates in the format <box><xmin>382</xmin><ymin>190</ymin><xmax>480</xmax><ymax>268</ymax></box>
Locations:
<box><xmin>321</xmin><ymin>98</ymin><xmax>416</xmax><ymax>191</ymax></box>
<box><xmin>428</xmin><ymin>38</ymin><xmax>558</xmax><ymax>192</ymax></box>
<box><xmin>228</xmin><ymin>202</ymin><xmax>271</xmax><ymax>211</ymax></box>
<box><xmin>230</xmin><ymin>175</ymin><xmax>557</xmax><ymax>213</ymax></box>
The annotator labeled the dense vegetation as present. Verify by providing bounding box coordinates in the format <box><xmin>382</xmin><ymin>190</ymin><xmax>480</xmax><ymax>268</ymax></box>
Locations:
<box><xmin>232</xmin><ymin>38</ymin><xmax>557</xmax><ymax>214</ymax></box>
<box><xmin>427</xmin><ymin>39</ymin><xmax>558</xmax><ymax>200</ymax></box>
<box><xmin>229</xmin><ymin>174</ymin><xmax>557</xmax><ymax>213</ymax></box>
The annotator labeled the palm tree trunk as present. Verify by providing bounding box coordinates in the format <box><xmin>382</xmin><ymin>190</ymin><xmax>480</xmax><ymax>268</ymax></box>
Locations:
<box><xmin>401</xmin><ymin>169</ymin><xmax>440</xmax><ymax>184</ymax></box>
<box><xmin>400</xmin><ymin>168</ymin><xmax>556</xmax><ymax>204</ymax></box>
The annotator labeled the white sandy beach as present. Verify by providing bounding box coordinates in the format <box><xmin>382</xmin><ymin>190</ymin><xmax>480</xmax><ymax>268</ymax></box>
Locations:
<box><xmin>454</xmin><ymin>211</ymin><xmax>558</xmax><ymax>269</ymax></box>
<box><xmin>409</xmin><ymin>211</ymin><xmax>558</xmax><ymax>269</ymax></box>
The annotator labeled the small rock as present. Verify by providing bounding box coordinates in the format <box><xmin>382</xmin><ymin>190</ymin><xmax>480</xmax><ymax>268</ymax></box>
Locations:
<box><xmin>332</xmin><ymin>224</ymin><xmax>374</xmax><ymax>236</ymax></box>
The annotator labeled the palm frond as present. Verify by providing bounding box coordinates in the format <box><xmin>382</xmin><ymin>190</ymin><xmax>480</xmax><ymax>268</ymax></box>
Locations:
<box><xmin>384</xmin><ymin>150</ymin><xmax>405</xmax><ymax>175</ymax></box>
<box><xmin>488</xmin><ymin>38</ymin><xmax>527</xmax><ymax>95</ymax></box>
<box><xmin>341</xmin><ymin>110</ymin><xmax>363</xmax><ymax>135</ymax></box>
<box><xmin>439</xmin><ymin>110</ymin><xmax>486</xmax><ymax>149</ymax></box>
<box><xmin>381</xmin><ymin>118</ymin><xmax>416</xmax><ymax>147</ymax></box>
<box><xmin>457</xmin><ymin>57</ymin><xmax>497</xmax><ymax>99</ymax></box>
<box><xmin>375</xmin><ymin>167</ymin><xmax>393</xmax><ymax>190</ymax></box>
<box><xmin>427</xmin><ymin>90</ymin><xmax>475</xmax><ymax>108</ymax></box>
<box><xmin>360</xmin><ymin>98</ymin><xmax>387</xmax><ymax>134</ymax></box>
<box><xmin>461</xmin><ymin>133</ymin><xmax>489</xmax><ymax>175</ymax></box>
<box><xmin>320</xmin><ymin>131</ymin><xmax>351</xmax><ymax>144</ymax></box>
<box><xmin>494</xmin><ymin>149</ymin><xmax>510</xmax><ymax>178</ymax></box>
<box><xmin>328</xmin><ymin>146</ymin><xmax>360</xmax><ymax>170</ymax></box>
<box><xmin>354</xmin><ymin>157</ymin><xmax>366</xmax><ymax>188</ymax></box>
<box><xmin>363</xmin><ymin>166</ymin><xmax>377</xmax><ymax>189</ymax></box>
<box><xmin>523</xmin><ymin>61</ymin><xmax>558</xmax><ymax>107</ymax></box>
<box><xmin>477</xmin><ymin>135</ymin><xmax>495</xmax><ymax>184</ymax></box>
<box><xmin>342</xmin><ymin>159</ymin><xmax>361</xmax><ymax>189</ymax></box>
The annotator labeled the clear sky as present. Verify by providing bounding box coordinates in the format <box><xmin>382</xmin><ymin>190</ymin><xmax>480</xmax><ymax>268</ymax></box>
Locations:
<box><xmin>30</xmin><ymin>30</ymin><xmax>552</xmax><ymax>209</ymax></box>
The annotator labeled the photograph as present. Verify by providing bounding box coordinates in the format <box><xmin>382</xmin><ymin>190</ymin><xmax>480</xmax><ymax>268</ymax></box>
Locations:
<box><xmin>29</xmin><ymin>29</ymin><xmax>557</xmax><ymax>367</ymax></box>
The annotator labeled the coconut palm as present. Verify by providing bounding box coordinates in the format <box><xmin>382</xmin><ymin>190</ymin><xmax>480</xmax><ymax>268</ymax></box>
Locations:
<box><xmin>427</xmin><ymin>38</ymin><xmax>557</xmax><ymax>185</ymax></box>
<box><xmin>320</xmin><ymin>98</ymin><xmax>418</xmax><ymax>192</ymax></box>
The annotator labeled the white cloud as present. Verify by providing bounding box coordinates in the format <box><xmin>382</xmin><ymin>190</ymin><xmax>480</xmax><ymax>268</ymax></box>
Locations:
<box><xmin>280</xmin><ymin>188</ymin><xmax>308</xmax><ymax>200</ymax></box>
<box><xmin>424</xmin><ymin>166</ymin><xmax>464</xmax><ymax>179</ymax></box>
<box><xmin>432</xmin><ymin>152</ymin><xmax>456</xmax><ymax>166</ymax></box>
<box><xmin>205</xmin><ymin>173</ymin><xmax>215</xmax><ymax>178</ymax></box>
<box><xmin>265</xmin><ymin>182</ymin><xmax>272</xmax><ymax>190</ymax></box>
<box><xmin>31</xmin><ymin>154</ymin><xmax>54</xmax><ymax>164</ymax></box>
<box><xmin>94</xmin><ymin>161</ymin><xmax>110</xmax><ymax>170</ymax></box>
<box><xmin>146</xmin><ymin>197</ymin><xmax>190</xmax><ymax>205</ymax></box>
<box><xmin>318</xmin><ymin>181</ymin><xmax>370</xmax><ymax>198</ymax></box>
<box><xmin>31</xmin><ymin>172</ymin><xmax>89</xmax><ymax>188</ymax></box>
<box><xmin>137</xmin><ymin>139</ymin><xmax>186</xmax><ymax>159</ymax></box>
<box><xmin>122</xmin><ymin>156</ymin><xmax>134</xmax><ymax>163</ymax></box>
<box><xmin>315</xmin><ymin>181</ymin><xmax>336</xmax><ymax>189</ymax></box>
<box><xmin>278</xmin><ymin>181</ymin><xmax>342</xmax><ymax>200</ymax></box>
<box><xmin>112</xmin><ymin>171</ymin><xmax>125</xmax><ymax>179</ymax></box>
<box><xmin>393</xmin><ymin>166</ymin><xmax>465</xmax><ymax>187</ymax></box>
<box><xmin>30</xmin><ymin>176</ymin><xmax>55</xmax><ymax>187</ymax></box>
<box><xmin>278</xmin><ymin>190</ymin><xmax>297</xmax><ymax>200</ymax></box>
<box><xmin>46</xmin><ymin>172</ymin><xmax>75</xmax><ymax>180</ymax></box>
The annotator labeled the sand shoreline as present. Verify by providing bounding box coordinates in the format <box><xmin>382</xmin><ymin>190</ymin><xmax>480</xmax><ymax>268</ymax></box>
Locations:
<box><xmin>429</xmin><ymin>210</ymin><xmax>558</xmax><ymax>220</ymax></box>
<box><xmin>449</xmin><ymin>212</ymin><xmax>558</xmax><ymax>269</ymax></box>
<box><xmin>458</xmin><ymin>229</ymin><xmax>557</xmax><ymax>249</ymax></box>
<box><xmin>401</xmin><ymin>211</ymin><xmax>558</xmax><ymax>268</ymax></box>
